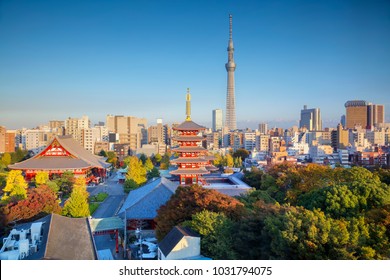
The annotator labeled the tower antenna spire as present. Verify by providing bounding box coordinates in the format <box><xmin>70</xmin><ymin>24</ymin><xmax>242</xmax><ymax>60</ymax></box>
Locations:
<box><xmin>229</xmin><ymin>14</ymin><xmax>233</xmax><ymax>40</ymax></box>
<box><xmin>225</xmin><ymin>14</ymin><xmax>237</xmax><ymax>130</ymax></box>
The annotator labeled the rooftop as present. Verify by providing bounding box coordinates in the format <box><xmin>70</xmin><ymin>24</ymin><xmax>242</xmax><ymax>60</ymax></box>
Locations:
<box><xmin>173</xmin><ymin>120</ymin><xmax>206</xmax><ymax>131</ymax></box>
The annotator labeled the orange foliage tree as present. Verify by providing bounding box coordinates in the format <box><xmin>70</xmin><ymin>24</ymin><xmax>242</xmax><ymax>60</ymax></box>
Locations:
<box><xmin>155</xmin><ymin>184</ymin><xmax>244</xmax><ymax>240</ymax></box>
<box><xmin>2</xmin><ymin>185</ymin><xmax>62</xmax><ymax>224</ymax></box>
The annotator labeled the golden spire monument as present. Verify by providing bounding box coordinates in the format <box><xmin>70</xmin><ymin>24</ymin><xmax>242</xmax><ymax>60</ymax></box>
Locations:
<box><xmin>185</xmin><ymin>88</ymin><xmax>191</xmax><ymax>121</ymax></box>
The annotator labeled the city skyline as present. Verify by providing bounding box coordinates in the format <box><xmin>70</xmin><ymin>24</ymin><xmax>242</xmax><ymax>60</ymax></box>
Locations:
<box><xmin>1</xmin><ymin>0</ymin><xmax>389</xmax><ymax>129</ymax></box>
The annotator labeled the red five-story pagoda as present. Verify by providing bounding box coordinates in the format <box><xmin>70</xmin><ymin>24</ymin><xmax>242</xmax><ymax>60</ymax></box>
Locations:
<box><xmin>170</xmin><ymin>89</ymin><xmax>210</xmax><ymax>185</ymax></box>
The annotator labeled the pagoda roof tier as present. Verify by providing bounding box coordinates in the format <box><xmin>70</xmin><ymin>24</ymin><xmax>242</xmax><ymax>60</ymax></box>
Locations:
<box><xmin>9</xmin><ymin>135</ymin><xmax>110</xmax><ymax>171</ymax></box>
<box><xmin>173</xmin><ymin>120</ymin><xmax>206</xmax><ymax>131</ymax></box>
<box><xmin>170</xmin><ymin>167</ymin><xmax>210</xmax><ymax>175</ymax></box>
<box><xmin>205</xmin><ymin>165</ymin><xmax>219</xmax><ymax>171</ymax></box>
<box><xmin>171</xmin><ymin>157</ymin><xmax>208</xmax><ymax>164</ymax></box>
<box><xmin>173</xmin><ymin>136</ymin><xmax>204</xmax><ymax>142</ymax></box>
<box><xmin>171</xmin><ymin>146</ymin><xmax>207</xmax><ymax>153</ymax></box>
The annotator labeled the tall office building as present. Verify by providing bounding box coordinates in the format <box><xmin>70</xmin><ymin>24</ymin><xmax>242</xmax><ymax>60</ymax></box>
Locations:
<box><xmin>299</xmin><ymin>105</ymin><xmax>322</xmax><ymax>131</ymax></box>
<box><xmin>65</xmin><ymin>115</ymin><xmax>90</xmax><ymax>145</ymax></box>
<box><xmin>258</xmin><ymin>123</ymin><xmax>268</xmax><ymax>135</ymax></box>
<box><xmin>225</xmin><ymin>14</ymin><xmax>237</xmax><ymax>131</ymax></box>
<box><xmin>106</xmin><ymin>115</ymin><xmax>147</xmax><ymax>152</ymax></box>
<box><xmin>367</xmin><ymin>104</ymin><xmax>385</xmax><ymax>129</ymax></box>
<box><xmin>345</xmin><ymin>100</ymin><xmax>385</xmax><ymax>129</ymax></box>
<box><xmin>212</xmin><ymin>109</ymin><xmax>223</xmax><ymax>131</ymax></box>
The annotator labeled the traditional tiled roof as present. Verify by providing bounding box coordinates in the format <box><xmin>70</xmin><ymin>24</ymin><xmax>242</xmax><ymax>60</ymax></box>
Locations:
<box><xmin>44</xmin><ymin>214</ymin><xmax>97</xmax><ymax>260</ymax></box>
<box><xmin>173</xmin><ymin>120</ymin><xmax>206</xmax><ymax>131</ymax></box>
<box><xmin>9</xmin><ymin>135</ymin><xmax>110</xmax><ymax>171</ymax></box>
<box><xmin>205</xmin><ymin>165</ymin><xmax>219</xmax><ymax>171</ymax></box>
<box><xmin>17</xmin><ymin>214</ymin><xmax>97</xmax><ymax>260</ymax></box>
<box><xmin>173</xmin><ymin>136</ymin><xmax>204</xmax><ymax>142</ymax></box>
<box><xmin>158</xmin><ymin>226</ymin><xmax>200</xmax><ymax>257</ymax></box>
<box><xmin>171</xmin><ymin>157</ymin><xmax>208</xmax><ymax>164</ymax></box>
<box><xmin>171</xmin><ymin>146</ymin><xmax>207</xmax><ymax>153</ymax></box>
<box><xmin>170</xmin><ymin>167</ymin><xmax>209</xmax><ymax>175</ymax></box>
<box><xmin>89</xmin><ymin>217</ymin><xmax>124</xmax><ymax>232</ymax></box>
<box><xmin>117</xmin><ymin>177</ymin><xmax>179</xmax><ymax>220</ymax></box>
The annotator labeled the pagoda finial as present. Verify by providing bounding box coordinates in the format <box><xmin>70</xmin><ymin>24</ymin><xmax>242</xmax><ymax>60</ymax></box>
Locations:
<box><xmin>186</xmin><ymin>88</ymin><xmax>191</xmax><ymax>121</ymax></box>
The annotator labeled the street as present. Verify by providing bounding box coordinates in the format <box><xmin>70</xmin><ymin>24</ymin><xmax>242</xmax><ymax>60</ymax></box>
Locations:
<box><xmin>87</xmin><ymin>174</ymin><xmax>126</xmax><ymax>259</ymax></box>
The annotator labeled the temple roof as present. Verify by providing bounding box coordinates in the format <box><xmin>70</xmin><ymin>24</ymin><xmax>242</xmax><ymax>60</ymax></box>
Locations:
<box><xmin>89</xmin><ymin>217</ymin><xmax>124</xmax><ymax>232</ymax></box>
<box><xmin>173</xmin><ymin>120</ymin><xmax>206</xmax><ymax>131</ymax></box>
<box><xmin>171</xmin><ymin>146</ymin><xmax>207</xmax><ymax>153</ymax></box>
<box><xmin>118</xmin><ymin>177</ymin><xmax>179</xmax><ymax>220</ymax></box>
<box><xmin>205</xmin><ymin>165</ymin><xmax>219</xmax><ymax>171</ymax></box>
<box><xmin>171</xmin><ymin>157</ymin><xmax>208</xmax><ymax>164</ymax></box>
<box><xmin>173</xmin><ymin>136</ymin><xmax>204</xmax><ymax>142</ymax></box>
<box><xmin>9</xmin><ymin>135</ymin><xmax>110</xmax><ymax>171</ymax></box>
<box><xmin>44</xmin><ymin>214</ymin><xmax>97</xmax><ymax>260</ymax></box>
<box><xmin>170</xmin><ymin>167</ymin><xmax>210</xmax><ymax>175</ymax></box>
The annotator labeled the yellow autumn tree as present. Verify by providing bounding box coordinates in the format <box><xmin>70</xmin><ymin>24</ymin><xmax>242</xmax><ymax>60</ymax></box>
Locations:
<box><xmin>35</xmin><ymin>171</ymin><xmax>49</xmax><ymax>186</ymax></box>
<box><xmin>2</xmin><ymin>170</ymin><xmax>28</xmax><ymax>201</ymax></box>
<box><xmin>126</xmin><ymin>156</ymin><xmax>147</xmax><ymax>186</ymax></box>
<box><xmin>62</xmin><ymin>177</ymin><xmax>90</xmax><ymax>218</ymax></box>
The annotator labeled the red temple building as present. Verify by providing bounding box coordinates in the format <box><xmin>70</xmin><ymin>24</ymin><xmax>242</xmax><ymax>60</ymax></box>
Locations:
<box><xmin>8</xmin><ymin>135</ymin><xmax>110</xmax><ymax>182</ymax></box>
<box><xmin>170</xmin><ymin>90</ymin><xmax>210</xmax><ymax>185</ymax></box>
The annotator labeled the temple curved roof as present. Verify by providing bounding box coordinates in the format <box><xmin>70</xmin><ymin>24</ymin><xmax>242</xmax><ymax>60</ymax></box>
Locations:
<box><xmin>171</xmin><ymin>157</ymin><xmax>208</xmax><ymax>164</ymax></box>
<box><xmin>170</xmin><ymin>167</ymin><xmax>210</xmax><ymax>175</ymax></box>
<box><xmin>173</xmin><ymin>120</ymin><xmax>206</xmax><ymax>131</ymax></box>
<box><xmin>9</xmin><ymin>135</ymin><xmax>110</xmax><ymax>171</ymax></box>
<box><xmin>173</xmin><ymin>136</ymin><xmax>204</xmax><ymax>142</ymax></box>
<box><xmin>171</xmin><ymin>146</ymin><xmax>207</xmax><ymax>153</ymax></box>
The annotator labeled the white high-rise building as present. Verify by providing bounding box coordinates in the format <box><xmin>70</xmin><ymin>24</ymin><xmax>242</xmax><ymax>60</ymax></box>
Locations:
<box><xmin>258</xmin><ymin>123</ymin><xmax>268</xmax><ymax>135</ymax></box>
<box><xmin>212</xmin><ymin>109</ymin><xmax>223</xmax><ymax>132</ymax></box>
<box><xmin>65</xmin><ymin>115</ymin><xmax>90</xmax><ymax>145</ymax></box>
<box><xmin>244</xmin><ymin>132</ymin><xmax>256</xmax><ymax>151</ymax></box>
<box><xmin>299</xmin><ymin>105</ymin><xmax>322</xmax><ymax>131</ymax></box>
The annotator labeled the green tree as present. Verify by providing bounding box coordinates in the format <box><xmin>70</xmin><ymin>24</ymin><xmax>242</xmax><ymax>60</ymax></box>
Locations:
<box><xmin>126</xmin><ymin>156</ymin><xmax>147</xmax><ymax>185</ymax></box>
<box><xmin>35</xmin><ymin>171</ymin><xmax>49</xmax><ymax>186</ymax></box>
<box><xmin>11</xmin><ymin>148</ymin><xmax>28</xmax><ymax>164</ymax></box>
<box><xmin>155</xmin><ymin>184</ymin><xmax>244</xmax><ymax>240</ymax></box>
<box><xmin>54</xmin><ymin>171</ymin><xmax>75</xmax><ymax>195</ymax></box>
<box><xmin>98</xmin><ymin>150</ymin><xmax>108</xmax><ymax>157</ymax></box>
<box><xmin>154</xmin><ymin>153</ymin><xmax>162</xmax><ymax>164</ymax></box>
<box><xmin>106</xmin><ymin>151</ymin><xmax>118</xmax><ymax>167</ymax></box>
<box><xmin>233</xmin><ymin>148</ymin><xmax>250</xmax><ymax>161</ymax></box>
<box><xmin>123</xmin><ymin>179</ymin><xmax>139</xmax><ymax>193</ymax></box>
<box><xmin>46</xmin><ymin>181</ymin><xmax>60</xmax><ymax>193</ymax></box>
<box><xmin>232</xmin><ymin>200</ymin><xmax>285</xmax><ymax>259</ymax></box>
<box><xmin>2</xmin><ymin>170</ymin><xmax>28</xmax><ymax>202</ymax></box>
<box><xmin>147</xmin><ymin>167</ymin><xmax>160</xmax><ymax>179</ymax></box>
<box><xmin>62</xmin><ymin>177</ymin><xmax>90</xmax><ymax>217</ymax></box>
<box><xmin>139</xmin><ymin>154</ymin><xmax>147</xmax><ymax>165</ymax></box>
<box><xmin>299</xmin><ymin>168</ymin><xmax>390</xmax><ymax>219</ymax></box>
<box><xmin>183</xmin><ymin>210</ymin><xmax>237</xmax><ymax>259</ymax></box>
<box><xmin>160</xmin><ymin>153</ymin><xmax>170</xmax><ymax>170</ymax></box>
<box><xmin>243</xmin><ymin>167</ymin><xmax>264</xmax><ymax>189</ymax></box>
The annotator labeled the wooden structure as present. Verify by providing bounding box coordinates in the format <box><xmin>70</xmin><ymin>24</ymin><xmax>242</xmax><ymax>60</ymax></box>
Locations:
<box><xmin>8</xmin><ymin>135</ymin><xmax>110</xmax><ymax>182</ymax></box>
<box><xmin>170</xmin><ymin>90</ymin><xmax>210</xmax><ymax>185</ymax></box>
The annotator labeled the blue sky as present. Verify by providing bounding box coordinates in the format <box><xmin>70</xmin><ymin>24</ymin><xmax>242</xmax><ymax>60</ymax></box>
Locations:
<box><xmin>0</xmin><ymin>0</ymin><xmax>389</xmax><ymax>129</ymax></box>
